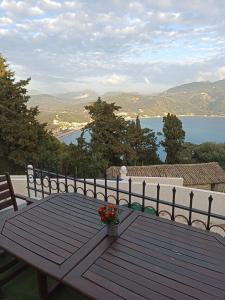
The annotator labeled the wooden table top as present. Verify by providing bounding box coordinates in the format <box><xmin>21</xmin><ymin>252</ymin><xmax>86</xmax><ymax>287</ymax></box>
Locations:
<box><xmin>0</xmin><ymin>193</ymin><xmax>131</xmax><ymax>280</ymax></box>
<box><xmin>63</xmin><ymin>211</ymin><xmax>225</xmax><ymax>300</ymax></box>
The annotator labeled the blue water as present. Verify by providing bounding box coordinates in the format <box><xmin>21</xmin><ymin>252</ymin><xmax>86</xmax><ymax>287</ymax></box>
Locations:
<box><xmin>60</xmin><ymin>116</ymin><xmax>225</xmax><ymax>161</ymax></box>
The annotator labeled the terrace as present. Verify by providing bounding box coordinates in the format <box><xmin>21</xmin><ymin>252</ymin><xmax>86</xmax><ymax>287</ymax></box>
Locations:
<box><xmin>0</xmin><ymin>164</ymin><xmax>225</xmax><ymax>299</ymax></box>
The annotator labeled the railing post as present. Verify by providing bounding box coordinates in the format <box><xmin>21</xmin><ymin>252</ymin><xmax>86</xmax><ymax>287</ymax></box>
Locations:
<box><xmin>65</xmin><ymin>169</ymin><xmax>68</xmax><ymax>193</ymax></box>
<box><xmin>171</xmin><ymin>187</ymin><xmax>176</xmax><ymax>221</ymax></box>
<box><xmin>116</xmin><ymin>175</ymin><xmax>119</xmax><ymax>205</ymax></box>
<box><xmin>48</xmin><ymin>169</ymin><xmax>52</xmax><ymax>195</ymax></box>
<box><xmin>73</xmin><ymin>167</ymin><xmax>77</xmax><ymax>193</ymax></box>
<box><xmin>94</xmin><ymin>175</ymin><xmax>97</xmax><ymax>198</ymax></box>
<box><xmin>40</xmin><ymin>169</ymin><xmax>44</xmax><ymax>198</ymax></box>
<box><xmin>84</xmin><ymin>173</ymin><xmax>87</xmax><ymax>196</ymax></box>
<box><xmin>142</xmin><ymin>181</ymin><xmax>146</xmax><ymax>212</ymax></box>
<box><xmin>188</xmin><ymin>191</ymin><xmax>194</xmax><ymax>225</ymax></box>
<box><xmin>128</xmin><ymin>178</ymin><xmax>132</xmax><ymax>208</ymax></box>
<box><xmin>156</xmin><ymin>184</ymin><xmax>160</xmax><ymax>216</ymax></box>
<box><xmin>56</xmin><ymin>166</ymin><xmax>60</xmax><ymax>193</ymax></box>
<box><xmin>206</xmin><ymin>195</ymin><xmax>213</xmax><ymax>230</ymax></box>
<box><xmin>26</xmin><ymin>164</ymin><xmax>33</xmax><ymax>198</ymax></box>
<box><xmin>104</xmin><ymin>172</ymin><xmax>108</xmax><ymax>202</ymax></box>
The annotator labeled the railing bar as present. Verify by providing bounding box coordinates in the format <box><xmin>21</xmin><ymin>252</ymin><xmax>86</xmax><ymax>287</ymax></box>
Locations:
<box><xmin>32</xmin><ymin>168</ymin><xmax>225</xmax><ymax>221</ymax></box>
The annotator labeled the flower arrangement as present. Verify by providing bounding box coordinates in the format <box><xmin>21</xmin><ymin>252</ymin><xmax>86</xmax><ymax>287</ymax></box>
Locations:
<box><xmin>98</xmin><ymin>204</ymin><xmax>119</xmax><ymax>225</ymax></box>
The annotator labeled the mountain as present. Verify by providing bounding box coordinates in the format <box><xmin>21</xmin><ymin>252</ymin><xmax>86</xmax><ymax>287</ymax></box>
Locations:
<box><xmin>28</xmin><ymin>79</ymin><xmax>225</xmax><ymax>130</ymax></box>
<box><xmin>56</xmin><ymin>90</ymin><xmax>99</xmax><ymax>104</ymax></box>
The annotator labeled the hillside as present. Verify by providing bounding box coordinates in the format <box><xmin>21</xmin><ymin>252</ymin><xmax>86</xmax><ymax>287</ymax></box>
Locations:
<box><xmin>29</xmin><ymin>79</ymin><xmax>225</xmax><ymax>132</ymax></box>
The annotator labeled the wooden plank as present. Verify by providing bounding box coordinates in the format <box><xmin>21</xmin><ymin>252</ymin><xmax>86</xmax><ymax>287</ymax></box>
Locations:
<box><xmin>49</xmin><ymin>197</ymin><xmax>101</xmax><ymax>218</ymax></box>
<box><xmin>0</xmin><ymin>176</ymin><xmax>7</xmax><ymax>183</ymax></box>
<box><xmin>2</xmin><ymin>228</ymin><xmax>64</xmax><ymax>264</ymax></box>
<box><xmin>134</xmin><ymin>218</ymin><xmax>224</xmax><ymax>250</ymax></box>
<box><xmin>123</xmin><ymin>230</ymin><xmax>225</xmax><ymax>267</ymax></box>
<box><xmin>0</xmin><ymin>183</ymin><xmax>9</xmax><ymax>193</ymax></box>
<box><xmin>0</xmin><ymin>190</ymin><xmax>11</xmax><ymax>201</ymax></box>
<box><xmin>106</xmin><ymin>247</ymin><xmax>225</xmax><ymax>299</ymax></box>
<box><xmin>0</xmin><ymin>234</ymin><xmax>61</xmax><ymax>279</ymax></box>
<box><xmin>5</xmin><ymin>222</ymin><xmax>71</xmax><ymax>258</ymax></box>
<box><xmin>134</xmin><ymin>212</ymin><xmax>218</xmax><ymax>240</ymax></box>
<box><xmin>52</xmin><ymin>195</ymin><xmax>101</xmax><ymax>210</ymax></box>
<box><xmin>67</xmin><ymin>277</ymin><xmax>123</xmax><ymax>300</ymax></box>
<box><xmin>101</xmin><ymin>252</ymin><xmax>223</xmax><ymax>300</ymax></box>
<box><xmin>111</xmin><ymin>242</ymin><xmax>225</xmax><ymax>289</ymax></box>
<box><xmin>84</xmin><ymin>270</ymin><xmax>147</xmax><ymax>300</ymax></box>
<box><xmin>27</xmin><ymin>210</ymin><xmax>94</xmax><ymax>238</ymax></box>
<box><xmin>22</xmin><ymin>212</ymin><xmax>89</xmax><ymax>243</ymax></box>
<box><xmin>42</xmin><ymin>201</ymin><xmax>100</xmax><ymax>222</ymax></box>
<box><xmin>94</xmin><ymin>259</ymin><xmax>193</xmax><ymax>300</ymax></box>
<box><xmin>33</xmin><ymin>206</ymin><xmax>101</xmax><ymax>231</ymax></box>
<box><xmin>40</xmin><ymin>202</ymin><xmax>101</xmax><ymax>227</ymax></box>
<box><xmin>14</xmin><ymin>215</ymin><xmax>83</xmax><ymax>248</ymax></box>
<box><xmin>129</xmin><ymin>223</ymin><xmax>225</xmax><ymax>257</ymax></box>
<box><xmin>64</xmin><ymin>193</ymin><xmax>105</xmax><ymax>206</ymax></box>
<box><xmin>116</xmin><ymin>238</ymin><xmax>225</xmax><ymax>282</ymax></box>
<box><xmin>8</xmin><ymin>218</ymin><xmax>76</xmax><ymax>253</ymax></box>
<box><xmin>0</xmin><ymin>199</ymin><xmax>13</xmax><ymax>210</ymax></box>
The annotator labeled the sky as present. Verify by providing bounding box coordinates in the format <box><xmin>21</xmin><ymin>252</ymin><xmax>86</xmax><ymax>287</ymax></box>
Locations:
<box><xmin>0</xmin><ymin>0</ymin><xmax>225</xmax><ymax>94</ymax></box>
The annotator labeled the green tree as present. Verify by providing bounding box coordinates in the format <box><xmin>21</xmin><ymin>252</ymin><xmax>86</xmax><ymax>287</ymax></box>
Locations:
<box><xmin>161</xmin><ymin>113</ymin><xmax>185</xmax><ymax>163</ymax></box>
<box><xmin>192</xmin><ymin>142</ymin><xmax>225</xmax><ymax>169</ymax></box>
<box><xmin>125</xmin><ymin>116</ymin><xmax>159</xmax><ymax>165</ymax></box>
<box><xmin>0</xmin><ymin>54</ymin><xmax>62</xmax><ymax>173</ymax></box>
<box><xmin>83</xmin><ymin>97</ymin><xmax>128</xmax><ymax>167</ymax></box>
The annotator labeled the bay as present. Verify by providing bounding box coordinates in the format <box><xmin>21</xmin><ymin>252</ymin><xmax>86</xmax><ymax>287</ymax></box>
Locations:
<box><xmin>60</xmin><ymin>116</ymin><xmax>225</xmax><ymax>161</ymax></box>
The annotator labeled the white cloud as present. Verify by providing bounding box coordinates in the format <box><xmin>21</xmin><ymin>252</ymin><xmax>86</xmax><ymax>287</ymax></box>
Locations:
<box><xmin>103</xmin><ymin>74</ymin><xmax>127</xmax><ymax>85</ymax></box>
<box><xmin>216</xmin><ymin>67</ymin><xmax>225</xmax><ymax>80</ymax></box>
<box><xmin>144</xmin><ymin>77</ymin><xmax>151</xmax><ymax>85</ymax></box>
<box><xmin>40</xmin><ymin>0</ymin><xmax>62</xmax><ymax>10</ymax></box>
<box><xmin>0</xmin><ymin>17</ymin><xmax>13</xmax><ymax>25</ymax></box>
<box><xmin>0</xmin><ymin>0</ymin><xmax>225</xmax><ymax>93</ymax></box>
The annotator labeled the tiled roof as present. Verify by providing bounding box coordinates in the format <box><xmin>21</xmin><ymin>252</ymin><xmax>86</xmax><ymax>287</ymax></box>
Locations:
<box><xmin>107</xmin><ymin>162</ymin><xmax>225</xmax><ymax>186</ymax></box>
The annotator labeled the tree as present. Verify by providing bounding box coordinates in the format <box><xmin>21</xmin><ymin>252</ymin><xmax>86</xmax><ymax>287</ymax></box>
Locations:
<box><xmin>161</xmin><ymin>113</ymin><xmax>185</xmax><ymax>163</ymax></box>
<box><xmin>125</xmin><ymin>116</ymin><xmax>159</xmax><ymax>165</ymax></box>
<box><xmin>0</xmin><ymin>54</ymin><xmax>62</xmax><ymax>173</ymax></box>
<box><xmin>83</xmin><ymin>97</ymin><xmax>128</xmax><ymax>167</ymax></box>
<box><xmin>192</xmin><ymin>142</ymin><xmax>225</xmax><ymax>169</ymax></box>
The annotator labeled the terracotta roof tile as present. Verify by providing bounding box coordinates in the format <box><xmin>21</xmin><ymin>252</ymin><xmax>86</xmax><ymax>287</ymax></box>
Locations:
<box><xmin>107</xmin><ymin>162</ymin><xmax>225</xmax><ymax>186</ymax></box>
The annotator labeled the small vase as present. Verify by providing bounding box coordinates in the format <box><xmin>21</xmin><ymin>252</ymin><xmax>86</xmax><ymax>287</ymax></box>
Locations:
<box><xmin>107</xmin><ymin>224</ymin><xmax>119</xmax><ymax>237</ymax></box>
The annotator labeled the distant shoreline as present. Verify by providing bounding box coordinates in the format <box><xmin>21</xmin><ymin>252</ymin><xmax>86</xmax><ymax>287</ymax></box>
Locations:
<box><xmin>55</xmin><ymin>114</ymin><xmax>225</xmax><ymax>139</ymax></box>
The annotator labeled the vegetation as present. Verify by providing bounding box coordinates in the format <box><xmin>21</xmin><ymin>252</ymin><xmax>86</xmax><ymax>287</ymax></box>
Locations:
<box><xmin>0</xmin><ymin>55</ymin><xmax>64</xmax><ymax>173</ymax></box>
<box><xmin>63</xmin><ymin>98</ymin><xmax>160</xmax><ymax>176</ymax></box>
<box><xmin>1</xmin><ymin>54</ymin><xmax>225</xmax><ymax>176</ymax></box>
<box><xmin>161</xmin><ymin>113</ymin><xmax>185</xmax><ymax>163</ymax></box>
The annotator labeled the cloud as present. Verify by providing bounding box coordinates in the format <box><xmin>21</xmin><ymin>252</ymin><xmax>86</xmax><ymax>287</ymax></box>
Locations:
<box><xmin>216</xmin><ymin>67</ymin><xmax>225</xmax><ymax>80</ymax></box>
<box><xmin>40</xmin><ymin>0</ymin><xmax>62</xmax><ymax>10</ymax></box>
<box><xmin>103</xmin><ymin>74</ymin><xmax>127</xmax><ymax>85</ymax></box>
<box><xmin>0</xmin><ymin>17</ymin><xmax>13</xmax><ymax>25</ymax></box>
<box><xmin>0</xmin><ymin>0</ymin><xmax>225</xmax><ymax>93</ymax></box>
<box><xmin>0</xmin><ymin>0</ymin><xmax>44</xmax><ymax>16</ymax></box>
<box><xmin>144</xmin><ymin>77</ymin><xmax>151</xmax><ymax>85</ymax></box>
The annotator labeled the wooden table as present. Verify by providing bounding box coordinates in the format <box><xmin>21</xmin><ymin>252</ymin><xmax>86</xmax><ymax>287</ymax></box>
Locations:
<box><xmin>63</xmin><ymin>211</ymin><xmax>225</xmax><ymax>300</ymax></box>
<box><xmin>1</xmin><ymin>193</ymin><xmax>225</xmax><ymax>300</ymax></box>
<box><xmin>0</xmin><ymin>193</ymin><xmax>131</xmax><ymax>299</ymax></box>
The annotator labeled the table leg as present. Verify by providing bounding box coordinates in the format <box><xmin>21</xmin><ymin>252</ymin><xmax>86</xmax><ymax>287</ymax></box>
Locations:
<box><xmin>37</xmin><ymin>271</ymin><xmax>48</xmax><ymax>300</ymax></box>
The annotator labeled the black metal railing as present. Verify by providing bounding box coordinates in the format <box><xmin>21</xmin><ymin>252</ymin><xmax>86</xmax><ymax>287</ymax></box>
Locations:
<box><xmin>26</xmin><ymin>166</ymin><xmax>225</xmax><ymax>237</ymax></box>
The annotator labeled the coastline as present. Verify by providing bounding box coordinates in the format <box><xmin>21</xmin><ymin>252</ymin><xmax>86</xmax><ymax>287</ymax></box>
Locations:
<box><xmin>55</xmin><ymin>114</ymin><xmax>225</xmax><ymax>139</ymax></box>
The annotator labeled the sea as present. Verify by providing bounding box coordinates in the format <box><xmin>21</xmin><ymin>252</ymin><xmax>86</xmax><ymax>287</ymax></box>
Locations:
<box><xmin>60</xmin><ymin>116</ymin><xmax>225</xmax><ymax>161</ymax></box>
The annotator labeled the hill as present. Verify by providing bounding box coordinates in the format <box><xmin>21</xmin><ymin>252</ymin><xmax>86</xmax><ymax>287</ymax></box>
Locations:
<box><xmin>28</xmin><ymin>79</ymin><xmax>225</xmax><ymax>133</ymax></box>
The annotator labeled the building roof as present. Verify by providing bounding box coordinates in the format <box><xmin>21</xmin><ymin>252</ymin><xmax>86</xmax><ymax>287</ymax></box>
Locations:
<box><xmin>107</xmin><ymin>162</ymin><xmax>225</xmax><ymax>186</ymax></box>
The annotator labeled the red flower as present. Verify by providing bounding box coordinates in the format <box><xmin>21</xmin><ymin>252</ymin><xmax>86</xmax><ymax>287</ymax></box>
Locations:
<box><xmin>98</xmin><ymin>204</ymin><xmax>119</xmax><ymax>225</ymax></box>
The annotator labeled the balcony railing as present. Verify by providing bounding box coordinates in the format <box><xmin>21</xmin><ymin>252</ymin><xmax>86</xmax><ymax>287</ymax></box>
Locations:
<box><xmin>26</xmin><ymin>166</ymin><xmax>225</xmax><ymax>237</ymax></box>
